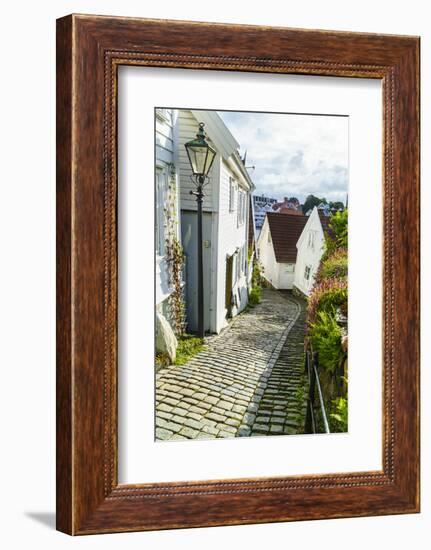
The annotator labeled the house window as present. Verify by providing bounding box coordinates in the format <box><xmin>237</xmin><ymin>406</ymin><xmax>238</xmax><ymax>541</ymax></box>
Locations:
<box><xmin>229</xmin><ymin>178</ymin><xmax>235</xmax><ymax>212</ymax></box>
<box><xmin>286</xmin><ymin>264</ymin><xmax>295</xmax><ymax>273</ymax></box>
<box><xmin>304</xmin><ymin>265</ymin><xmax>311</xmax><ymax>280</ymax></box>
<box><xmin>308</xmin><ymin>231</ymin><xmax>315</xmax><ymax>249</ymax></box>
<box><xmin>237</xmin><ymin>189</ymin><xmax>246</xmax><ymax>226</ymax></box>
<box><xmin>155</xmin><ymin>168</ymin><xmax>167</xmax><ymax>256</ymax></box>
<box><xmin>267</xmin><ymin>230</ymin><xmax>271</xmax><ymax>244</ymax></box>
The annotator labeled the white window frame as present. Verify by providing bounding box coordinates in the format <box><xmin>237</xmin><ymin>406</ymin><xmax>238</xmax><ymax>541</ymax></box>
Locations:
<box><xmin>304</xmin><ymin>265</ymin><xmax>311</xmax><ymax>281</ymax></box>
<box><xmin>286</xmin><ymin>264</ymin><xmax>295</xmax><ymax>273</ymax></box>
<box><xmin>237</xmin><ymin>189</ymin><xmax>246</xmax><ymax>226</ymax></box>
<box><xmin>308</xmin><ymin>231</ymin><xmax>315</xmax><ymax>250</ymax></box>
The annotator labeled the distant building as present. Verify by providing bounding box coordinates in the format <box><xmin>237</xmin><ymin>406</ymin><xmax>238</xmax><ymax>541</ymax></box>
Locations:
<box><xmin>257</xmin><ymin>212</ymin><xmax>308</xmax><ymax>289</ymax></box>
<box><xmin>273</xmin><ymin>196</ymin><xmax>300</xmax><ymax>212</ymax></box>
<box><xmin>253</xmin><ymin>195</ymin><xmax>278</xmax><ymax>230</ymax></box>
<box><xmin>257</xmin><ymin>206</ymin><xmax>330</xmax><ymax>294</ymax></box>
<box><xmin>254</xmin><ymin>194</ymin><xmax>278</xmax><ymax>208</ymax></box>
<box><xmin>278</xmin><ymin>207</ymin><xmax>303</xmax><ymax>216</ymax></box>
<box><xmin>317</xmin><ymin>202</ymin><xmax>331</xmax><ymax>217</ymax></box>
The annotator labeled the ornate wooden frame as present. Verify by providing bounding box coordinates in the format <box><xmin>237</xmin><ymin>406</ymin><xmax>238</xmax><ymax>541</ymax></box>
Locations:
<box><xmin>56</xmin><ymin>14</ymin><xmax>420</xmax><ymax>535</ymax></box>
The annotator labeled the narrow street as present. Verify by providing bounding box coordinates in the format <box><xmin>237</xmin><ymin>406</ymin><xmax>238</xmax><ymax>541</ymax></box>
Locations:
<box><xmin>155</xmin><ymin>289</ymin><xmax>308</xmax><ymax>440</ymax></box>
<box><xmin>250</xmin><ymin>294</ymin><xmax>308</xmax><ymax>436</ymax></box>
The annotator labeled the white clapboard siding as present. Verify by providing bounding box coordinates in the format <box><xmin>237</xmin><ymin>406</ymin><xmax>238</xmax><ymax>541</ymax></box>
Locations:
<box><xmin>177</xmin><ymin>110</ymin><xmax>216</xmax><ymax>212</ymax></box>
<box><xmin>155</xmin><ymin>109</ymin><xmax>174</xmax><ymax>167</ymax></box>
<box><xmin>213</xmin><ymin>159</ymin><xmax>250</xmax><ymax>332</ymax></box>
<box><xmin>155</xmin><ymin>108</ymin><xmax>178</xmax><ymax>307</ymax></box>
<box><xmin>294</xmin><ymin>207</ymin><xmax>326</xmax><ymax>296</ymax></box>
<box><xmin>257</xmin><ymin>217</ymin><xmax>280</xmax><ymax>288</ymax></box>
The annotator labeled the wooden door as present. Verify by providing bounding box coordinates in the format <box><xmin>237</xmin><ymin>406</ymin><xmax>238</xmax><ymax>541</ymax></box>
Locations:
<box><xmin>225</xmin><ymin>254</ymin><xmax>234</xmax><ymax>318</ymax></box>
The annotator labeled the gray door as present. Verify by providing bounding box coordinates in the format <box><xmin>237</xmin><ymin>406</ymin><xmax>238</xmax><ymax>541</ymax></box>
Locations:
<box><xmin>181</xmin><ymin>211</ymin><xmax>212</xmax><ymax>334</ymax></box>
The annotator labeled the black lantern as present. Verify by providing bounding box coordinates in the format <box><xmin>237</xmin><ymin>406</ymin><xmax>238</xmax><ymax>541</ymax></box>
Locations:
<box><xmin>184</xmin><ymin>123</ymin><xmax>217</xmax><ymax>181</ymax></box>
<box><xmin>184</xmin><ymin>122</ymin><xmax>216</xmax><ymax>340</ymax></box>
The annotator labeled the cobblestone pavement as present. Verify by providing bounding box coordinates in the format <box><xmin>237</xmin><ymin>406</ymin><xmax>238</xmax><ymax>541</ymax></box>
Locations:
<box><xmin>155</xmin><ymin>289</ymin><xmax>308</xmax><ymax>441</ymax></box>
<box><xmin>250</xmin><ymin>296</ymin><xmax>308</xmax><ymax>436</ymax></box>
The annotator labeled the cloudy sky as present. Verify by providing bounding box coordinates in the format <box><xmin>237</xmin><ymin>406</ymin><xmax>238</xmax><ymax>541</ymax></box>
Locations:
<box><xmin>218</xmin><ymin>110</ymin><xmax>348</xmax><ymax>204</ymax></box>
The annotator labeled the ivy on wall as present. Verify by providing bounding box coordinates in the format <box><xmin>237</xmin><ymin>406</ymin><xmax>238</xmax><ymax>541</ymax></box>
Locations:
<box><xmin>164</xmin><ymin>163</ymin><xmax>186</xmax><ymax>336</ymax></box>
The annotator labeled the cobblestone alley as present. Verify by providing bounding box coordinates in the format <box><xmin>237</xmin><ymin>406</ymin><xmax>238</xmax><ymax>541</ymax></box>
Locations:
<box><xmin>155</xmin><ymin>289</ymin><xmax>308</xmax><ymax>440</ymax></box>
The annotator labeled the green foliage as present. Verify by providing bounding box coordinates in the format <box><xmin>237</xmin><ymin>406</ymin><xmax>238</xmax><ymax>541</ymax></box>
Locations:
<box><xmin>307</xmin><ymin>278</ymin><xmax>348</xmax><ymax>325</ymax></box>
<box><xmin>249</xmin><ymin>286</ymin><xmax>262</xmax><ymax>307</ymax></box>
<box><xmin>252</xmin><ymin>260</ymin><xmax>263</xmax><ymax>288</ymax></box>
<box><xmin>155</xmin><ymin>352</ymin><xmax>170</xmax><ymax>369</ymax></box>
<box><xmin>165</xmin><ymin>237</ymin><xmax>186</xmax><ymax>336</ymax></box>
<box><xmin>318</xmin><ymin>248</ymin><xmax>348</xmax><ymax>282</ymax></box>
<box><xmin>174</xmin><ymin>335</ymin><xmax>206</xmax><ymax>366</ymax></box>
<box><xmin>325</xmin><ymin>209</ymin><xmax>348</xmax><ymax>256</ymax></box>
<box><xmin>329</xmin><ymin>397</ymin><xmax>348</xmax><ymax>433</ymax></box>
<box><xmin>302</xmin><ymin>194</ymin><xmax>326</xmax><ymax>214</ymax></box>
<box><xmin>307</xmin><ymin>208</ymin><xmax>348</xmax><ymax>428</ymax></box>
<box><xmin>309</xmin><ymin>310</ymin><xmax>346</xmax><ymax>374</ymax></box>
<box><xmin>244</xmin><ymin>260</ymin><xmax>263</xmax><ymax>308</ymax></box>
<box><xmin>329</xmin><ymin>201</ymin><xmax>345</xmax><ymax>211</ymax></box>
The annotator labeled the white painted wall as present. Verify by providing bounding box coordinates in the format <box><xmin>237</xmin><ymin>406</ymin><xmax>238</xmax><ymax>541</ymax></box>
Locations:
<box><xmin>155</xmin><ymin>108</ymin><xmax>174</xmax><ymax>165</ymax></box>
<box><xmin>177</xmin><ymin>110</ymin><xmax>251</xmax><ymax>333</ymax></box>
<box><xmin>294</xmin><ymin>207</ymin><xmax>326</xmax><ymax>295</ymax></box>
<box><xmin>214</xmin><ymin>158</ymin><xmax>250</xmax><ymax>332</ymax></box>
<box><xmin>257</xmin><ymin>216</ymin><xmax>279</xmax><ymax>287</ymax></box>
<box><xmin>155</xmin><ymin>108</ymin><xmax>179</xmax><ymax>307</ymax></box>
<box><xmin>278</xmin><ymin>263</ymin><xmax>296</xmax><ymax>289</ymax></box>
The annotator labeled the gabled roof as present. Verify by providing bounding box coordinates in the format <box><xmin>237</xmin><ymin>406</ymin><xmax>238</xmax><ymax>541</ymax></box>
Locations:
<box><xmin>266</xmin><ymin>212</ymin><xmax>308</xmax><ymax>263</ymax></box>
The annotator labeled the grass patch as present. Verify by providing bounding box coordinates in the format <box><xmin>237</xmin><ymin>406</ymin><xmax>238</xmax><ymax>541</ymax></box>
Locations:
<box><xmin>175</xmin><ymin>334</ymin><xmax>206</xmax><ymax>365</ymax></box>
<box><xmin>155</xmin><ymin>352</ymin><xmax>170</xmax><ymax>368</ymax></box>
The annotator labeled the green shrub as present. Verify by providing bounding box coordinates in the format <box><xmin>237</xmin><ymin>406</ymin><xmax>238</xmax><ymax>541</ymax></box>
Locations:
<box><xmin>175</xmin><ymin>335</ymin><xmax>206</xmax><ymax>365</ymax></box>
<box><xmin>252</xmin><ymin>260</ymin><xmax>263</xmax><ymax>288</ymax></box>
<box><xmin>325</xmin><ymin>209</ymin><xmax>348</xmax><ymax>257</ymax></box>
<box><xmin>307</xmin><ymin>278</ymin><xmax>347</xmax><ymax>325</ymax></box>
<box><xmin>249</xmin><ymin>286</ymin><xmax>262</xmax><ymax>307</ymax></box>
<box><xmin>309</xmin><ymin>310</ymin><xmax>346</xmax><ymax>374</ymax></box>
<box><xmin>318</xmin><ymin>248</ymin><xmax>348</xmax><ymax>281</ymax></box>
<box><xmin>329</xmin><ymin>397</ymin><xmax>348</xmax><ymax>433</ymax></box>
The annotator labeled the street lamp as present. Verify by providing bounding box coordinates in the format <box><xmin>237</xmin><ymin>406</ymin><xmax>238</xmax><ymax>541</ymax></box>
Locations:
<box><xmin>184</xmin><ymin>123</ymin><xmax>216</xmax><ymax>339</ymax></box>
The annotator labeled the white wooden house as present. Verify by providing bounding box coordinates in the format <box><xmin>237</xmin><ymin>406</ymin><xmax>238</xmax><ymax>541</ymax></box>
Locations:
<box><xmin>155</xmin><ymin>108</ymin><xmax>181</xmax><ymax>316</ymax></box>
<box><xmin>294</xmin><ymin>207</ymin><xmax>330</xmax><ymax>296</ymax></box>
<box><xmin>257</xmin><ymin>212</ymin><xmax>308</xmax><ymax>289</ymax></box>
<box><xmin>257</xmin><ymin>206</ymin><xmax>329</xmax><ymax>294</ymax></box>
<box><xmin>177</xmin><ymin>110</ymin><xmax>255</xmax><ymax>334</ymax></box>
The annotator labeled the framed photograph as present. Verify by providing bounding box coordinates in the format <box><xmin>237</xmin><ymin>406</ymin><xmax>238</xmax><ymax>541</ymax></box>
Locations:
<box><xmin>56</xmin><ymin>14</ymin><xmax>420</xmax><ymax>534</ymax></box>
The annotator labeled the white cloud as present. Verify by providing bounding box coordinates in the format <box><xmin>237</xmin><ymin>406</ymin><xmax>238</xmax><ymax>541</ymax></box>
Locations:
<box><xmin>218</xmin><ymin>110</ymin><xmax>348</xmax><ymax>204</ymax></box>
